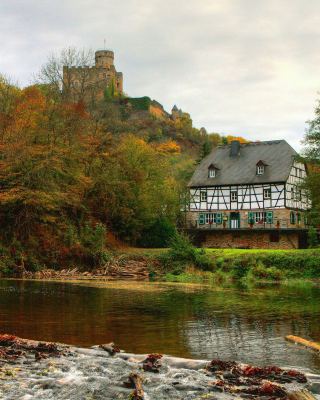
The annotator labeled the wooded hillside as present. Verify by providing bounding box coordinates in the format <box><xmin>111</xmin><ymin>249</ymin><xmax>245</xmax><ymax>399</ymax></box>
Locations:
<box><xmin>0</xmin><ymin>73</ymin><xmax>248</xmax><ymax>270</ymax></box>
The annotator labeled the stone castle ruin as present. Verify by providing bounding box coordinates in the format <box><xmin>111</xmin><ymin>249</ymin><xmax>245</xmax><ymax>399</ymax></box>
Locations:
<box><xmin>63</xmin><ymin>48</ymin><xmax>185</xmax><ymax>122</ymax></box>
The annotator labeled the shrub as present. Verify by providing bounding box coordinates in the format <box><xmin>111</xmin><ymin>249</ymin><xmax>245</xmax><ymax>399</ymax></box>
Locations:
<box><xmin>308</xmin><ymin>226</ymin><xmax>319</xmax><ymax>248</ymax></box>
<box><xmin>166</xmin><ymin>231</ymin><xmax>198</xmax><ymax>262</ymax></box>
<box><xmin>250</xmin><ymin>262</ymin><xmax>267</xmax><ymax>279</ymax></box>
<box><xmin>266</xmin><ymin>266</ymin><xmax>283</xmax><ymax>280</ymax></box>
<box><xmin>127</xmin><ymin>97</ymin><xmax>151</xmax><ymax>110</ymax></box>
<box><xmin>139</xmin><ymin>219</ymin><xmax>176</xmax><ymax>248</ymax></box>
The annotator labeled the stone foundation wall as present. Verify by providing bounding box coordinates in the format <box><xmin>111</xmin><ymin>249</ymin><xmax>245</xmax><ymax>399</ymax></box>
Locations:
<box><xmin>201</xmin><ymin>230</ymin><xmax>299</xmax><ymax>250</ymax></box>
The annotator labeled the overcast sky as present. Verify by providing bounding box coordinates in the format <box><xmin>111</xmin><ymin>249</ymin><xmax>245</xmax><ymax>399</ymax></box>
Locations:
<box><xmin>1</xmin><ymin>0</ymin><xmax>320</xmax><ymax>151</ymax></box>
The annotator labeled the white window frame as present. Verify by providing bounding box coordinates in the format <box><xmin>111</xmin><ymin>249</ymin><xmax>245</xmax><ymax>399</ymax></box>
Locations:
<box><xmin>257</xmin><ymin>166</ymin><xmax>264</xmax><ymax>175</ymax></box>
<box><xmin>264</xmin><ymin>188</ymin><xmax>271</xmax><ymax>199</ymax></box>
<box><xmin>231</xmin><ymin>191</ymin><xmax>237</xmax><ymax>202</ymax></box>
<box><xmin>200</xmin><ymin>191</ymin><xmax>207</xmax><ymax>202</ymax></box>
<box><xmin>255</xmin><ymin>212</ymin><xmax>266</xmax><ymax>223</ymax></box>
<box><xmin>208</xmin><ymin>169</ymin><xmax>216</xmax><ymax>178</ymax></box>
<box><xmin>205</xmin><ymin>213</ymin><xmax>216</xmax><ymax>224</ymax></box>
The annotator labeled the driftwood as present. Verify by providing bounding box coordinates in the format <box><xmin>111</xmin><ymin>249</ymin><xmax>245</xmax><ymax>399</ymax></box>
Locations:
<box><xmin>17</xmin><ymin>256</ymin><xmax>157</xmax><ymax>280</ymax></box>
<box><xmin>124</xmin><ymin>372</ymin><xmax>144</xmax><ymax>400</ymax></box>
<box><xmin>104</xmin><ymin>258</ymin><xmax>151</xmax><ymax>279</ymax></box>
<box><xmin>286</xmin><ymin>335</ymin><xmax>320</xmax><ymax>352</ymax></box>
<box><xmin>99</xmin><ymin>342</ymin><xmax>120</xmax><ymax>356</ymax></box>
<box><xmin>289</xmin><ymin>389</ymin><xmax>317</xmax><ymax>400</ymax></box>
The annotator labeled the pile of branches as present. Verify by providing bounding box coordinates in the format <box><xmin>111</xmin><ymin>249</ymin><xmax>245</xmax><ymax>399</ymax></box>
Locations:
<box><xmin>104</xmin><ymin>258</ymin><xmax>151</xmax><ymax>279</ymax></box>
<box><xmin>0</xmin><ymin>334</ymin><xmax>70</xmax><ymax>364</ymax></box>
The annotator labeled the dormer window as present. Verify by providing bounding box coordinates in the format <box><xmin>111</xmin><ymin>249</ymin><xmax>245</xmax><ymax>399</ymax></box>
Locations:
<box><xmin>257</xmin><ymin>166</ymin><xmax>264</xmax><ymax>175</ymax></box>
<box><xmin>256</xmin><ymin>160</ymin><xmax>269</xmax><ymax>175</ymax></box>
<box><xmin>208</xmin><ymin>163</ymin><xmax>220</xmax><ymax>179</ymax></box>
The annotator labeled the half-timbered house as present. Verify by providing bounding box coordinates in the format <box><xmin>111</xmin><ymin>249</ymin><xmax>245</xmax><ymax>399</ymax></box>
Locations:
<box><xmin>187</xmin><ymin>140</ymin><xmax>310</xmax><ymax>249</ymax></box>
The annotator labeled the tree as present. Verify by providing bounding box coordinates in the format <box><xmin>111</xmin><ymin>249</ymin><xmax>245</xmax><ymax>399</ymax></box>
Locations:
<box><xmin>196</xmin><ymin>140</ymin><xmax>213</xmax><ymax>164</ymax></box>
<box><xmin>0</xmin><ymin>74</ymin><xmax>20</xmax><ymax>138</ymax></box>
<box><xmin>34</xmin><ymin>46</ymin><xmax>95</xmax><ymax>101</ymax></box>
<box><xmin>301</xmin><ymin>97</ymin><xmax>320</xmax><ymax>220</ymax></box>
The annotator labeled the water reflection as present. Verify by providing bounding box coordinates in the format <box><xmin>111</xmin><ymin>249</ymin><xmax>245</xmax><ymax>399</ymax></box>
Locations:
<box><xmin>1</xmin><ymin>279</ymin><xmax>320</xmax><ymax>372</ymax></box>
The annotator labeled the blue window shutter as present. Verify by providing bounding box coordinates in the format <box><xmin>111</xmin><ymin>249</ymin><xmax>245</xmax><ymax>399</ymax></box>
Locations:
<box><xmin>216</xmin><ymin>213</ymin><xmax>222</xmax><ymax>225</ymax></box>
<box><xmin>266</xmin><ymin>211</ymin><xmax>273</xmax><ymax>224</ymax></box>
<box><xmin>248</xmin><ymin>212</ymin><xmax>254</xmax><ymax>224</ymax></box>
<box><xmin>199</xmin><ymin>213</ymin><xmax>205</xmax><ymax>225</ymax></box>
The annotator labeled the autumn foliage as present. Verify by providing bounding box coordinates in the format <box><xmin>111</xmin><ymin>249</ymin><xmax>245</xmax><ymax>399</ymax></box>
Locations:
<box><xmin>0</xmin><ymin>73</ymin><xmax>249</xmax><ymax>271</ymax></box>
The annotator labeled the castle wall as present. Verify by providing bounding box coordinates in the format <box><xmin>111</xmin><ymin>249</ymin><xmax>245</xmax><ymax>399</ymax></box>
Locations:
<box><xmin>62</xmin><ymin>49</ymin><xmax>123</xmax><ymax>101</ymax></box>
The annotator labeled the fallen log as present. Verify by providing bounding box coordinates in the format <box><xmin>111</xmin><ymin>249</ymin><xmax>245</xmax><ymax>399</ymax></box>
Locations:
<box><xmin>99</xmin><ymin>342</ymin><xmax>120</xmax><ymax>356</ymax></box>
<box><xmin>286</xmin><ymin>335</ymin><xmax>320</xmax><ymax>352</ymax></box>
<box><xmin>124</xmin><ymin>372</ymin><xmax>144</xmax><ymax>400</ymax></box>
<box><xmin>289</xmin><ymin>389</ymin><xmax>317</xmax><ymax>400</ymax></box>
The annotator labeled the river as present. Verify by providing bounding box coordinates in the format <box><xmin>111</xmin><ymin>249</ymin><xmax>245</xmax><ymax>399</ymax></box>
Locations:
<box><xmin>1</xmin><ymin>279</ymin><xmax>320</xmax><ymax>374</ymax></box>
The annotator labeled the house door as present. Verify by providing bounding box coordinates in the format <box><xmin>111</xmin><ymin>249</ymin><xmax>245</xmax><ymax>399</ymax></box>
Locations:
<box><xmin>230</xmin><ymin>212</ymin><xmax>240</xmax><ymax>228</ymax></box>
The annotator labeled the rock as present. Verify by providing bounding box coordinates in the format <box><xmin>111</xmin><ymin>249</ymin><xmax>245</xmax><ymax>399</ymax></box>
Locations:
<box><xmin>307</xmin><ymin>382</ymin><xmax>320</xmax><ymax>394</ymax></box>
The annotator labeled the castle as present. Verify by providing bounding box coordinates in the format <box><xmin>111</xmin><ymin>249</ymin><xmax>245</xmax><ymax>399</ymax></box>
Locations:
<box><xmin>63</xmin><ymin>48</ymin><xmax>185</xmax><ymax>123</ymax></box>
<box><xmin>62</xmin><ymin>49</ymin><xmax>123</xmax><ymax>100</ymax></box>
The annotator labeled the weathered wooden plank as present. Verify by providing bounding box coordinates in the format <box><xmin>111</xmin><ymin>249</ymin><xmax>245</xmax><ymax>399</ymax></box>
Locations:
<box><xmin>286</xmin><ymin>335</ymin><xmax>320</xmax><ymax>352</ymax></box>
<box><xmin>288</xmin><ymin>389</ymin><xmax>317</xmax><ymax>400</ymax></box>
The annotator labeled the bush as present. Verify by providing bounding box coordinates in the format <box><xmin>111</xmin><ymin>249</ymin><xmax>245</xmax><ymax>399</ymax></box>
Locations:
<box><xmin>139</xmin><ymin>219</ymin><xmax>176</xmax><ymax>248</ymax></box>
<box><xmin>266</xmin><ymin>266</ymin><xmax>283</xmax><ymax>280</ymax></box>
<box><xmin>127</xmin><ymin>97</ymin><xmax>151</xmax><ymax>110</ymax></box>
<box><xmin>308</xmin><ymin>226</ymin><xmax>319</xmax><ymax>248</ymax></box>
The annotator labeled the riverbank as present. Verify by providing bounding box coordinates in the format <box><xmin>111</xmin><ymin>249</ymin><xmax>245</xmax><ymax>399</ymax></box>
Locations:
<box><xmin>0</xmin><ymin>334</ymin><xmax>318</xmax><ymax>400</ymax></box>
<box><xmin>2</xmin><ymin>247</ymin><xmax>320</xmax><ymax>283</ymax></box>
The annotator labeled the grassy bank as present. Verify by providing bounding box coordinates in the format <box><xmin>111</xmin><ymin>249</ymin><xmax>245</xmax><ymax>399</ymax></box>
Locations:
<box><xmin>1</xmin><ymin>237</ymin><xmax>320</xmax><ymax>282</ymax></box>
<box><xmin>150</xmin><ymin>234</ymin><xmax>320</xmax><ymax>282</ymax></box>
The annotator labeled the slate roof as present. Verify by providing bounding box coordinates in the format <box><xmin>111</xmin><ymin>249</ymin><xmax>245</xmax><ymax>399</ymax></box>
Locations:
<box><xmin>188</xmin><ymin>140</ymin><xmax>298</xmax><ymax>187</ymax></box>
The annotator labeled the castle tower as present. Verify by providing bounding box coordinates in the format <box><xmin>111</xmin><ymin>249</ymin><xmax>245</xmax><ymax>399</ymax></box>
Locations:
<box><xmin>95</xmin><ymin>50</ymin><xmax>114</xmax><ymax>68</ymax></box>
<box><xmin>63</xmin><ymin>47</ymin><xmax>123</xmax><ymax>101</ymax></box>
<box><xmin>172</xmin><ymin>105</ymin><xmax>179</xmax><ymax>123</ymax></box>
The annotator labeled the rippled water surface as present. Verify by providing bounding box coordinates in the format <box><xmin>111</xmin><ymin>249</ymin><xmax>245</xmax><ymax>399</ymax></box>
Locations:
<box><xmin>1</xmin><ymin>279</ymin><xmax>320</xmax><ymax>373</ymax></box>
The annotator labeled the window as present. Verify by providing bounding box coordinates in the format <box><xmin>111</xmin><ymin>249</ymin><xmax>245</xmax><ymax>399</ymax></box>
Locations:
<box><xmin>96</xmin><ymin>73</ymin><xmax>99</xmax><ymax>78</ymax></box>
<box><xmin>248</xmin><ymin>211</ymin><xmax>273</xmax><ymax>225</ymax></box>
<box><xmin>290</xmin><ymin>211</ymin><xmax>296</xmax><ymax>225</ymax></box>
<box><xmin>257</xmin><ymin>166</ymin><xmax>264</xmax><ymax>175</ymax></box>
<box><xmin>117</xmin><ymin>83</ymin><xmax>120</xmax><ymax>88</ymax></box>
<box><xmin>255</xmin><ymin>212</ymin><xmax>266</xmax><ymax>223</ymax></box>
<box><xmin>299</xmin><ymin>190</ymin><xmax>302</xmax><ymax>201</ymax></box>
<box><xmin>103</xmin><ymin>73</ymin><xmax>106</xmax><ymax>78</ymax></box>
<box><xmin>200</xmin><ymin>191</ymin><xmax>207</xmax><ymax>202</ymax></box>
<box><xmin>270</xmin><ymin>232</ymin><xmax>280</xmax><ymax>242</ymax></box>
<box><xmin>264</xmin><ymin>188</ymin><xmax>271</xmax><ymax>199</ymax></box>
<box><xmin>231</xmin><ymin>191</ymin><xmax>237</xmax><ymax>202</ymax></box>
<box><xmin>75</xmin><ymin>73</ymin><xmax>79</xmax><ymax>79</ymax></box>
<box><xmin>117</xmin><ymin>77</ymin><xmax>120</xmax><ymax>81</ymax></box>
<box><xmin>291</xmin><ymin>187</ymin><xmax>294</xmax><ymax>200</ymax></box>
<box><xmin>199</xmin><ymin>213</ymin><xmax>222</xmax><ymax>225</ymax></box>
<box><xmin>75</xmin><ymin>81</ymin><xmax>79</xmax><ymax>87</ymax></box>
<box><xmin>208</xmin><ymin>169</ymin><xmax>215</xmax><ymax>178</ymax></box>
<box><xmin>205</xmin><ymin>213</ymin><xmax>216</xmax><ymax>224</ymax></box>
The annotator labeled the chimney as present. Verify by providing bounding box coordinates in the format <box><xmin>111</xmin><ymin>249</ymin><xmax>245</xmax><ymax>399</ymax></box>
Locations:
<box><xmin>230</xmin><ymin>140</ymin><xmax>240</xmax><ymax>156</ymax></box>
